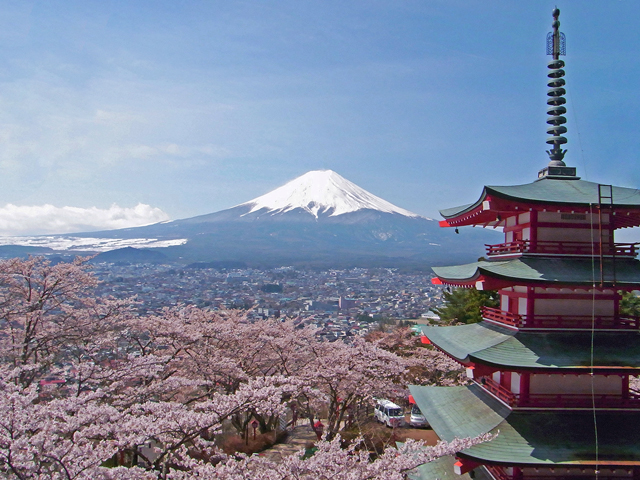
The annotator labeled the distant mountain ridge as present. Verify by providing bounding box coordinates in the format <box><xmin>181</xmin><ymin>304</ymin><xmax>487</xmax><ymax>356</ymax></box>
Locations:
<box><xmin>0</xmin><ymin>170</ymin><xmax>499</xmax><ymax>267</ymax></box>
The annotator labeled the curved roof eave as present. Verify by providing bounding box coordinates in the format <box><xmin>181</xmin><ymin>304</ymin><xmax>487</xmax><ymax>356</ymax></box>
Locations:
<box><xmin>420</xmin><ymin>322</ymin><xmax>515</xmax><ymax>362</ymax></box>
<box><xmin>439</xmin><ymin>178</ymin><xmax>640</xmax><ymax>222</ymax></box>
<box><xmin>422</xmin><ymin>322</ymin><xmax>640</xmax><ymax>370</ymax></box>
<box><xmin>459</xmin><ymin>411</ymin><xmax>640</xmax><ymax>466</ymax></box>
<box><xmin>432</xmin><ymin>257</ymin><xmax>640</xmax><ymax>287</ymax></box>
<box><xmin>486</xmin><ymin>178</ymin><xmax>640</xmax><ymax>208</ymax></box>
<box><xmin>410</xmin><ymin>384</ymin><xmax>640</xmax><ymax>467</ymax></box>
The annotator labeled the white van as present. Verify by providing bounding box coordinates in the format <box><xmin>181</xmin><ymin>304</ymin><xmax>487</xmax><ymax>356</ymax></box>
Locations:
<box><xmin>374</xmin><ymin>399</ymin><xmax>404</xmax><ymax>427</ymax></box>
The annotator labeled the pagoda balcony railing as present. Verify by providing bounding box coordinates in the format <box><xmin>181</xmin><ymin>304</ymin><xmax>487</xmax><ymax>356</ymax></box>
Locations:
<box><xmin>479</xmin><ymin>376</ymin><xmax>640</xmax><ymax>409</ymax></box>
<box><xmin>478</xmin><ymin>376</ymin><xmax>516</xmax><ymax>406</ymax></box>
<box><xmin>484</xmin><ymin>465</ymin><xmax>632</xmax><ymax>480</ymax></box>
<box><xmin>485</xmin><ymin>465</ymin><xmax>510</xmax><ymax>480</ymax></box>
<box><xmin>518</xmin><ymin>392</ymin><xmax>640</xmax><ymax>409</ymax></box>
<box><xmin>482</xmin><ymin>306</ymin><xmax>640</xmax><ymax>330</ymax></box>
<box><xmin>482</xmin><ymin>306</ymin><xmax>522</xmax><ymax>327</ymax></box>
<box><xmin>485</xmin><ymin>240</ymin><xmax>639</xmax><ymax>257</ymax></box>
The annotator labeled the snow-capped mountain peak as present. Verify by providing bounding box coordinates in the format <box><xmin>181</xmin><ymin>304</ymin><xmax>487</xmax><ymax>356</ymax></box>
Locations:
<box><xmin>237</xmin><ymin>170</ymin><xmax>421</xmax><ymax>219</ymax></box>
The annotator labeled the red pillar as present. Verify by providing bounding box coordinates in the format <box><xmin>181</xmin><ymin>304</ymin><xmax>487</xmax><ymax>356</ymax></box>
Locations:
<box><xmin>520</xmin><ymin>373</ymin><xmax>530</xmax><ymax>406</ymax></box>
<box><xmin>530</xmin><ymin>210</ymin><xmax>538</xmax><ymax>252</ymax></box>
<box><xmin>527</xmin><ymin>286</ymin><xmax>536</xmax><ymax>327</ymax></box>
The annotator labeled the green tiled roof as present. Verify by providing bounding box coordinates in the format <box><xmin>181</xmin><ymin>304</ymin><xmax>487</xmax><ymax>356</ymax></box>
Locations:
<box><xmin>432</xmin><ymin>257</ymin><xmax>640</xmax><ymax>286</ymax></box>
<box><xmin>422</xmin><ymin>322</ymin><xmax>640</xmax><ymax>370</ymax></box>
<box><xmin>409</xmin><ymin>385</ymin><xmax>640</xmax><ymax>466</ymax></box>
<box><xmin>420</xmin><ymin>322</ymin><xmax>515</xmax><ymax>361</ymax></box>
<box><xmin>408</xmin><ymin>384</ymin><xmax>510</xmax><ymax>442</ymax></box>
<box><xmin>408</xmin><ymin>456</ymin><xmax>463</xmax><ymax>480</ymax></box>
<box><xmin>440</xmin><ymin>203</ymin><xmax>476</xmax><ymax>219</ymax></box>
<box><xmin>465</xmin><ymin>411</ymin><xmax>640</xmax><ymax>465</ymax></box>
<box><xmin>407</xmin><ymin>454</ymin><xmax>491</xmax><ymax>480</ymax></box>
<box><xmin>396</xmin><ymin>445</ymin><xmax>494</xmax><ymax>480</ymax></box>
<box><xmin>440</xmin><ymin>178</ymin><xmax>640</xmax><ymax>218</ymax></box>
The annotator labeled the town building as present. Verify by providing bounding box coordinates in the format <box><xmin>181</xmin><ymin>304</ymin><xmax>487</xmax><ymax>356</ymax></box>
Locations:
<box><xmin>410</xmin><ymin>9</ymin><xmax>640</xmax><ymax>480</ymax></box>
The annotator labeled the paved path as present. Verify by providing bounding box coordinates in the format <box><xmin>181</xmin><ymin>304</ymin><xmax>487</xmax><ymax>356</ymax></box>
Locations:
<box><xmin>260</xmin><ymin>424</ymin><xmax>318</xmax><ymax>461</ymax></box>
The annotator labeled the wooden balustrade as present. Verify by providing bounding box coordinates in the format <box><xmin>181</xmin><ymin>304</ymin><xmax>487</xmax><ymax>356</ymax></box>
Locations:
<box><xmin>483</xmin><ymin>466</ymin><xmax>631</xmax><ymax>480</ymax></box>
<box><xmin>482</xmin><ymin>307</ymin><xmax>523</xmax><ymax>327</ymax></box>
<box><xmin>485</xmin><ymin>240</ymin><xmax>639</xmax><ymax>257</ymax></box>
<box><xmin>520</xmin><ymin>392</ymin><xmax>640</xmax><ymax>409</ymax></box>
<box><xmin>526</xmin><ymin>315</ymin><xmax>639</xmax><ymax>329</ymax></box>
<box><xmin>481</xmin><ymin>307</ymin><xmax>640</xmax><ymax>330</ymax></box>
<box><xmin>479</xmin><ymin>376</ymin><xmax>516</xmax><ymax>406</ymax></box>
<box><xmin>479</xmin><ymin>375</ymin><xmax>640</xmax><ymax>409</ymax></box>
<box><xmin>485</xmin><ymin>465</ymin><xmax>511</xmax><ymax>480</ymax></box>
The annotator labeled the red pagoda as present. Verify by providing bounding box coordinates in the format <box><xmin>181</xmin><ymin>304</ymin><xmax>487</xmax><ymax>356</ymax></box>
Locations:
<box><xmin>410</xmin><ymin>9</ymin><xmax>640</xmax><ymax>480</ymax></box>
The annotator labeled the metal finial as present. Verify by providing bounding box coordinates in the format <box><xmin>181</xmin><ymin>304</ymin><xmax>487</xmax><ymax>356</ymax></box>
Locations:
<box><xmin>545</xmin><ymin>7</ymin><xmax>567</xmax><ymax>166</ymax></box>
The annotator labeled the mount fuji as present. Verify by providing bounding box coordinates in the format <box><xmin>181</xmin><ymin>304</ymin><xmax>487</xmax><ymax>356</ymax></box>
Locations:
<box><xmin>235</xmin><ymin>170</ymin><xmax>421</xmax><ymax>219</ymax></box>
<box><xmin>0</xmin><ymin>170</ymin><xmax>498</xmax><ymax>267</ymax></box>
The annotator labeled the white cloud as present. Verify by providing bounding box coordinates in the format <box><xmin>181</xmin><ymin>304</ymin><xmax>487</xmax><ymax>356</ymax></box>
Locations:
<box><xmin>0</xmin><ymin>236</ymin><xmax>187</xmax><ymax>252</ymax></box>
<box><xmin>0</xmin><ymin>203</ymin><xmax>170</xmax><ymax>236</ymax></box>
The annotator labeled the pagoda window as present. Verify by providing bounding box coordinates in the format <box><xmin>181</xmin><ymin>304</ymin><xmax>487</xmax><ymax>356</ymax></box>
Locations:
<box><xmin>500</xmin><ymin>371</ymin><xmax>512</xmax><ymax>390</ymax></box>
<box><xmin>500</xmin><ymin>292</ymin><xmax>509</xmax><ymax>311</ymax></box>
<box><xmin>504</xmin><ymin>213</ymin><xmax>531</xmax><ymax>245</ymax></box>
<box><xmin>533</xmin><ymin>288</ymin><xmax>615</xmax><ymax>316</ymax></box>
<box><xmin>518</xmin><ymin>297</ymin><xmax>528</xmax><ymax>315</ymax></box>
<box><xmin>537</xmin><ymin>210</ymin><xmax>605</xmax><ymax>225</ymax></box>
<box><xmin>500</xmin><ymin>286</ymin><xmax>527</xmax><ymax>307</ymax></box>
<box><xmin>530</xmin><ymin>374</ymin><xmax>622</xmax><ymax>396</ymax></box>
<box><xmin>534</xmin><ymin>210</ymin><xmax>614</xmax><ymax>250</ymax></box>
<box><xmin>537</xmin><ymin>226</ymin><xmax>595</xmax><ymax>243</ymax></box>
<box><xmin>499</xmin><ymin>294</ymin><xmax>521</xmax><ymax>316</ymax></box>
<box><xmin>533</xmin><ymin>296</ymin><xmax>614</xmax><ymax>317</ymax></box>
<box><xmin>511</xmin><ymin>372</ymin><xmax>521</xmax><ymax>395</ymax></box>
<box><xmin>505</xmin><ymin>227</ymin><xmax>529</xmax><ymax>244</ymax></box>
<box><xmin>505</xmin><ymin>230</ymin><xmax>514</xmax><ymax>243</ymax></box>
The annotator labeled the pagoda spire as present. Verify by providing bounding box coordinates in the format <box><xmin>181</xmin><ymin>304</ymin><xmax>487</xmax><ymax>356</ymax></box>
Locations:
<box><xmin>539</xmin><ymin>7</ymin><xmax>578</xmax><ymax>179</ymax></box>
<box><xmin>545</xmin><ymin>8</ymin><xmax>568</xmax><ymax>165</ymax></box>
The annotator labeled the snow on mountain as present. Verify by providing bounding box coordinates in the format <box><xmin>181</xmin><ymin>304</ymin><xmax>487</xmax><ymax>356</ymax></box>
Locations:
<box><xmin>237</xmin><ymin>170</ymin><xmax>424</xmax><ymax>219</ymax></box>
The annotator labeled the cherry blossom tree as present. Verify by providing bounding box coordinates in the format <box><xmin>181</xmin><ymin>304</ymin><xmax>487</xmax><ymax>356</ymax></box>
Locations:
<box><xmin>368</xmin><ymin>326</ymin><xmax>467</xmax><ymax>386</ymax></box>
<box><xmin>169</xmin><ymin>434</ymin><xmax>493</xmax><ymax>480</ymax></box>
<box><xmin>293</xmin><ymin>337</ymin><xmax>409</xmax><ymax>439</ymax></box>
<box><xmin>0</xmin><ymin>257</ymin><xmax>483</xmax><ymax>479</ymax></box>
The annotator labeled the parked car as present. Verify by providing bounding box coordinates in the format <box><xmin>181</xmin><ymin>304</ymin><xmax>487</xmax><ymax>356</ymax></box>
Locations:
<box><xmin>374</xmin><ymin>399</ymin><xmax>404</xmax><ymax>427</ymax></box>
<box><xmin>409</xmin><ymin>403</ymin><xmax>429</xmax><ymax>428</ymax></box>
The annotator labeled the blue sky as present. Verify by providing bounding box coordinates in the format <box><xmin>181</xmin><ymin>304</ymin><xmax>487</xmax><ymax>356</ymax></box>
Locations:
<box><xmin>0</xmin><ymin>1</ymin><xmax>639</xmax><ymax>235</ymax></box>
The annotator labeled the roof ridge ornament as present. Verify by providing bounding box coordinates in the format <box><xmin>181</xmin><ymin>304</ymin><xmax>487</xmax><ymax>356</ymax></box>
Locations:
<box><xmin>538</xmin><ymin>7</ymin><xmax>579</xmax><ymax>180</ymax></box>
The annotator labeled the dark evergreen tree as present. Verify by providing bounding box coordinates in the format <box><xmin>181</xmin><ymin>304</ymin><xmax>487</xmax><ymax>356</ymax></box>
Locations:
<box><xmin>433</xmin><ymin>287</ymin><xmax>499</xmax><ymax>324</ymax></box>
<box><xmin>620</xmin><ymin>291</ymin><xmax>640</xmax><ymax>317</ymax></box>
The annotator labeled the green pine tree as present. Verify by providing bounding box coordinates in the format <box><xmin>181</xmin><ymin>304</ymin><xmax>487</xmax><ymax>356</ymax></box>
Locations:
<box><xmin>620</xmin><ymin>291</ymin><xmax>640</xmax><ymax>317</ymax></box>
<box><xmin>433</xmin><ymin>287</ymin><xmax>499</xmax><ymax>325</ymax></box>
